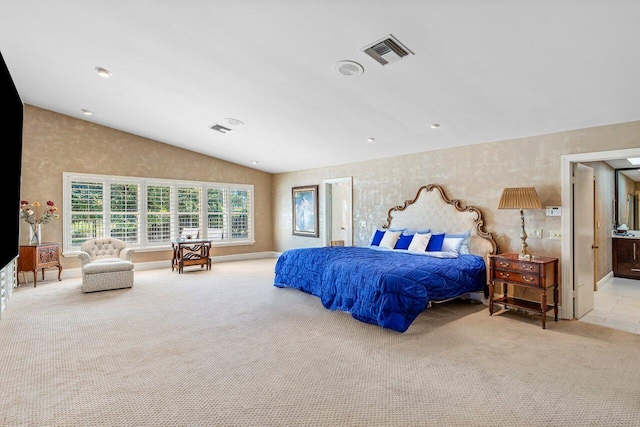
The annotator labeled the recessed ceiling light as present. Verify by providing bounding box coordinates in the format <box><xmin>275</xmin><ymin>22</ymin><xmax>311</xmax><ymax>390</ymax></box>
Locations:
<box><xmin>251</xmin><ymin>161</ymin><xmax>259</xmax><ymax>165</ymax></box>
<box><xmin>95</xmin><ymin>67</ymin><xmax>112</xmax><ymax>78</ymax></box>
<box><xmin>332</xmin><ymin>60</ymin><xmax>364</xmax><ymax>77</ymax></box>
<box><xmin>430</xmin><ymin>123</ymin><xmax>440</xmax><ymax>129</ymax></box>
<box><xmin>628</xmin><ymin>157</ymin><xmax>640</xmax><ymax>165</ymax></box>
<box><xmin>81</xmin><ymin>109</ymin><xmax>93</xmax><ymax>115</ymax></box>
<box><xmin>225</xmin><ymin>118</ymin><xmax>244</xmax><ymax>127</ymax></box>
<box><xmin>367</xmin><ymin>137</ymin><xmax>375</xmax><ymax>143</ymax></box>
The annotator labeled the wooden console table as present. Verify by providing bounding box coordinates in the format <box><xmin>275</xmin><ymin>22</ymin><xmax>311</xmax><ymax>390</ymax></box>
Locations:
<box><xmin>171</xmin><ymin>239</ymin><xmax>212</xmax><ymax>274</ymax></box>
<box><xmin>17</xmin><ymin>242</ymin><xmax>63</xmax><ymax>287</ymax></box>
<box><xmin>489</xmin><ymin>252</ymin><xmax>558</xmax><ymax>329</ymax></box>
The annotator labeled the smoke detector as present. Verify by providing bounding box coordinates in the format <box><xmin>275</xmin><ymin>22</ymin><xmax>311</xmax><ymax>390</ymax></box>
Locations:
<box><xmin>361</xmin><ymin>34</ymin><xmax>414</xmax><ymax>66</ymax></box>
<box><xmin>332</xmin><ymin>60</ymin><xmax>364</xmax><ymax>77</ymax></box>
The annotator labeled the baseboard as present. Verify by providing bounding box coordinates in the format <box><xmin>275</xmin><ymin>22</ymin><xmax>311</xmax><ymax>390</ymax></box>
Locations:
<box><xmin>32</xmin><ymin>251</ymin><xmax>279</xmax><ymax>282</ymax></box>
<box><xmin>597</xmin><ymin>271</ymin><xmax>614</xmax><ymax>290</ymax></box>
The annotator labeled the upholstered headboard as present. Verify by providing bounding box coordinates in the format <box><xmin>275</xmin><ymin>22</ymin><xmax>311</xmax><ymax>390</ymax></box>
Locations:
<box><xmin>383</xmin><ymin>184</ymin><xmax>498</xmax><ymax>269</ymax></box>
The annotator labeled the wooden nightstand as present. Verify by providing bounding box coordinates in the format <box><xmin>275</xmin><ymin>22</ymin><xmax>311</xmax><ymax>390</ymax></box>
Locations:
<box><xmin>489</xmin><ymin>252</ymin><xmax>559</xmax><ymax>329</ymax></box>
<box><xmin>17</xmin><ymin>242</ymin><xmax>63</xmax><ymax>287</ymax></box>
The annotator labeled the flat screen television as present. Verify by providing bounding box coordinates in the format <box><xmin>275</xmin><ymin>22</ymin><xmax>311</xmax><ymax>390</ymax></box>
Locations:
<box><xmin>0</xmin><ymin>51</ymin><xmax>23</xmax><ymax>271</ymax></box>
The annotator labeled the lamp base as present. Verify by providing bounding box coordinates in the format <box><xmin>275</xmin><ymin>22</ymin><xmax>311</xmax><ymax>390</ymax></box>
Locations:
<box><xmin>518</xmin><ymin>209</ymin><xmax>533</xmax><ymax>261</ymax></box>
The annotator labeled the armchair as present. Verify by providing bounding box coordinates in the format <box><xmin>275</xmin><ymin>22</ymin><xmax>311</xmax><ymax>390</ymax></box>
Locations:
<box><xmin>78</xmin><ymin>238</ymin><xmax>135</xmax><ymax>293</ymax></box>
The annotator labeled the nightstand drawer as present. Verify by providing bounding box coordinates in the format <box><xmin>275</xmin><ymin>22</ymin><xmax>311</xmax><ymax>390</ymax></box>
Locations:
<box><xmin>492</xmin><ymin>270</ymin><xmax>542</xmax><ymax>287</ymax></box>
<box><xmin>493</xmin><ymin>259</ymin><xmax>541</xmax><ymax>274</ymax></box>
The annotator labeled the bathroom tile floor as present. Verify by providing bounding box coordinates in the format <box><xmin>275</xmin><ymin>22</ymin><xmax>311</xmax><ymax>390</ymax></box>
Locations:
<box><xmin>580</xmin><ymin>277</ymin><xmax>640</xmax><ymax>334</ymax></box>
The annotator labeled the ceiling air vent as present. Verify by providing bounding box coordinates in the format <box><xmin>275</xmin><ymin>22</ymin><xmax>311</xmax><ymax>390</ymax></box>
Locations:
<box><xmin>360</xmin><ymin>34</ymin><xmax>414</xmax><ymax>66</ymax></box>
<box><xmin>209</xmin><ymin>124</ymin><xmax>233</xmax><ymax>134</ymax></box>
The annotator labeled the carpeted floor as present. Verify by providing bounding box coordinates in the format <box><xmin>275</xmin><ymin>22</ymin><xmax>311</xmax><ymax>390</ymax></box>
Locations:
<box><xmin>1</xmin><ymin>258</ymin><xmax>639</xmax><ymax>426</ymax></box>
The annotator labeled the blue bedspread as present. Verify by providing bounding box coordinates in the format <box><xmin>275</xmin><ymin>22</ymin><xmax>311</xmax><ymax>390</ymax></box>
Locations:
<box><xmin>273</xmin><ymin>246</ymin><xmax>486</xmax><ymax>332</ymax></box>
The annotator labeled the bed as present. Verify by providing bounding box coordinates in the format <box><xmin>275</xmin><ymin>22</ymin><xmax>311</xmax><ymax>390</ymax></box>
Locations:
<box><xmin>274</xmin><ymin>184</ymin><xmax>498</xmax><ymax>332</ymax></box>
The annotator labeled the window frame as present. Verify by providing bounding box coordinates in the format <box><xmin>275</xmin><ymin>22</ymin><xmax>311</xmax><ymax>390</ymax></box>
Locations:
<box><xmin>63</xmin><ymin>172</ymin><xmax>255</xmax><ymax>254</ymax></box>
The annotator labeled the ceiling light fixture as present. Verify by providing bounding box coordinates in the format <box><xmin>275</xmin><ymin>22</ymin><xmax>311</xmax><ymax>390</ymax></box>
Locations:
<box><xmin>430</xmin><ymin>123</ymin><xmax>440</xmax><ymax>129</ymax></box>
<box><xmin>367</xmin><ymin>137</ymin><xmax>375</xmax><ymax>143</ymax></box>
<box><xmin>81</xmin><ymin>109</ymin><xmax>93</xmax><ymax>116</ymax></box>
<box><xmin>225</xmin><ymin>118</ymin><xmax>244</xmax><ymax>127</ymax></box>
<box><xmin>95</xmin><ymin>67</ymin><xmax>112</xmax><ymax>78</ymax></box>
<box><xmin>332</xmin><ymin>60</ymin><xmax>364</xmax><ymax>77</ymax></box>
<box><xmin>251</xmin><ymin>161</ymin><xmax>259</xmax><ymax>165</ymax></box>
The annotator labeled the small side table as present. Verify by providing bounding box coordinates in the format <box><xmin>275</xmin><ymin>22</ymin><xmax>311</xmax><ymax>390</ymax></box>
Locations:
<box><xmin>489</xmin><ymin>252</ymin><xmax>559</xmax><ymax>329</ymax></box>
<box><xmin>17</xmin><ymin>242</ymin><xmax>63</xmax><ymax>287</ymax></box>
<box><xmin>171</xmin><ymin>239</ymin><xmax>212</xmax><ymax>273</ymax></box>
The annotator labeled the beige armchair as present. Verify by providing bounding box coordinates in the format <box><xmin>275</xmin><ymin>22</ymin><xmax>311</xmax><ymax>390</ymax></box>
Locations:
<box><xmin>78</xmin><ymin>238</ymin><xmax>135</xmax><ymax>293</ymax></box>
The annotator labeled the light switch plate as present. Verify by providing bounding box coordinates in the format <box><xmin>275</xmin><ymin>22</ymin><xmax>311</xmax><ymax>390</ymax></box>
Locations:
<box><xmin>526</xmin><ymin>228</ymin><xmax>542</xmax><ymax>238</ymax></box>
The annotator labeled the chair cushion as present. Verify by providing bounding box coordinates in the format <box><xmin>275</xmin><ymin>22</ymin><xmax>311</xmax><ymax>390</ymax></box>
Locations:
<box><xmin>83</xmin><ymin>260</ymin><xmax>134</xmax><ymax>274</ymax></box>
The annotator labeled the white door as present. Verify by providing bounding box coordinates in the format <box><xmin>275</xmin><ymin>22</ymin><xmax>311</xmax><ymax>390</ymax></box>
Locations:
<box><xmin>573</xmin><ymin>163</ymin><xmax>595</xmax><ymax>318</ymax></box>
<box><xmin>323</xmin><ymin>177</ymin><xmax>353</xmax><ymax>246</ymax></box>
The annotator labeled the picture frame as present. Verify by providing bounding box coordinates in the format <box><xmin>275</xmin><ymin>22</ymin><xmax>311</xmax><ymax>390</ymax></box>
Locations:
<box><xmin>292</xmin><ymin>185</ymin><xmax>319</xmax><ymax>237</ymax></box>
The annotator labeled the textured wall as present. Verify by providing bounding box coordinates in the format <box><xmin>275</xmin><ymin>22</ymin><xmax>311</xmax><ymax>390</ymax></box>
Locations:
<box><xmin>273</xmin><ymin>121</ymin><xmax>640</xmax><ymax>295</ymax></box>
<box><xmin>20</xmin><ymin>105</ymin><xmax>273</xmax><ymax>269</ymax></box>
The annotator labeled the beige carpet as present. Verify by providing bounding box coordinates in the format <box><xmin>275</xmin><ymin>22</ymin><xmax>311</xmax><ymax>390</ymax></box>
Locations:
<box><xmin>1</xmin><ymin>258</ymin><xmax>639</xmax><ymax>427</ymax></box>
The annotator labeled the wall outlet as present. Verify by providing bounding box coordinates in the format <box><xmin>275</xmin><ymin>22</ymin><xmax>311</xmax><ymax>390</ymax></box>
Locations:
<box><xmin>526</xmin><ymin>228</ymin><xmax>542</xmax><ymax>238</ymax></box>
<box><xmin>549</xmin><ymin>230</ymin><xmax>562</xmax><ymax>240</ymax></box>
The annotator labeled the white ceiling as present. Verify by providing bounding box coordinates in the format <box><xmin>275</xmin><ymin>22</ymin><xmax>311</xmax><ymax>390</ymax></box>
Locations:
<box><xmin>2</xmin><ymin>1</ymin><xmax>639</xmax><ymax>174</ymax></box>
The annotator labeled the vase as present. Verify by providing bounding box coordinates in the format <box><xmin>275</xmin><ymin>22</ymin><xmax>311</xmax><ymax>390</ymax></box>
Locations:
<box><xmin>29</xmin><ymin>224</ymin><xmax>42</xmax><ymax>245</ymax></box>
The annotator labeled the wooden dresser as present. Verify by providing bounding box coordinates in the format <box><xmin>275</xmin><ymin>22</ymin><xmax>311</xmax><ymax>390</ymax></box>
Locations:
<box><xmin>489</xmin><ymin>252</ymin><xmax>559</xmax><ymax>329</ymax></box>
<box><xmin>17</xmin><ymin>242</ymin><xmax>62</xmax><ymax>287</ymax></box>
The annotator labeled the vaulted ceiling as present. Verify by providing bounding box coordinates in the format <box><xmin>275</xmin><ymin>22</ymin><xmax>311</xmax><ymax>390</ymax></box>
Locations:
<box><xmin>2</xmin><ymin>1</ymin><xmax>639</xmax><ymax>173</ymax></box>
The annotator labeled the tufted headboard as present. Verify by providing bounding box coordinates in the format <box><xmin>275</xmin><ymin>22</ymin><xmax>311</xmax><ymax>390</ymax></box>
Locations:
<box><xmin>382</xmin><ymin>184</ymin><xmax>498</xmax><ymax>275</ymax></box>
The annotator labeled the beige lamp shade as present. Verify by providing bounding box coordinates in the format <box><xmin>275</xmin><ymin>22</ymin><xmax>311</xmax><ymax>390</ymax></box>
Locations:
<box><xmin>498</xmin><ymin>187</ymin><xmax>542</xmax><ymax>210</ymax></box>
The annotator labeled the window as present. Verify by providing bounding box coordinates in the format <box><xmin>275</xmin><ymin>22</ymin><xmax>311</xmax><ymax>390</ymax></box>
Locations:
<box><xmin>63</xmin><ymin>173</ymin><xmax>255</xmax><ymax>253</ymax></box>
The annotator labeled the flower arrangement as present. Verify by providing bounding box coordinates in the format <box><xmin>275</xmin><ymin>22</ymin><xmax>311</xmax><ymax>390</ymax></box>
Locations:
<box><xmin>20</xmin><ymin>200</ymin><xmax>59</xmax><ymax>225</ymax></box>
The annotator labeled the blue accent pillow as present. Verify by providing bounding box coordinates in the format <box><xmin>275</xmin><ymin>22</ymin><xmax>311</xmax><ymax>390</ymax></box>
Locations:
<box><xmin>370</xmin><ymin>230</ymin><xmax>385</xmax><ymax>246</ymax></box>
<box><xmin>426</xmin><ymin>233</ymin><xmax>445</xmax><ymax>251</ymax></box>
<box><xmin>394</xmin><ymin>234</ymin><xmax>414</xmax><ymax>250</ymax></box>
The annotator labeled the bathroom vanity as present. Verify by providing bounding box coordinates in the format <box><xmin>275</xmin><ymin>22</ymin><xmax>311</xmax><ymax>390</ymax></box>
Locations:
<box><xmin>613</xmin><ymin>233</ymin><xmax>640</xmax><ymax>279</ymax></box>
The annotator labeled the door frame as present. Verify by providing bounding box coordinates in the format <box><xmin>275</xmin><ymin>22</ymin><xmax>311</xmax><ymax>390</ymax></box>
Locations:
<box><xmin>561</xmin><ymin>148</ymin><xmax>640</xmax><ymax>319</ymax></box>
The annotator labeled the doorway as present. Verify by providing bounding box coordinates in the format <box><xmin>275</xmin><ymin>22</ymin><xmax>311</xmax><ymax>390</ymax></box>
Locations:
<box><xmin>323</xmin><ymin>177</ymin><xmax>353</xmax><ymax>247</ymax></box>
<box><xmin>561</xmin><ymin>148</ymin><xmax>640</xmax><ymax>320</ymax></box>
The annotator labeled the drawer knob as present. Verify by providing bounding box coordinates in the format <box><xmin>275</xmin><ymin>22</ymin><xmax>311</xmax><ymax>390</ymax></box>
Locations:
<box><xmin>522</xmin><ymin>264</ymin><xmax>534</xmax><ymax>270</ymax></box>
<box><xmin>523</xmin><ymin>276</ymin><xmax>535</xmax><ymax>282</ymax></box>
<box><xmin>498</xmin><ymin>261</ymin><xmax>509</xmax><ymax>267</ymax></box>
<box><xmin>499</xmin><ymin>272</ymin><xmax>510</xmax><ymax>279</ymax></box>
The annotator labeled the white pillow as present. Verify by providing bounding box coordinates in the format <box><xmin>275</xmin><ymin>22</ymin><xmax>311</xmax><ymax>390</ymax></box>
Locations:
<box><xmin>379</xmin><ymin>230</ymin><xmax>402</xmax><ymax>249</ymax></box>
<box><xmin>445</xmin><ymin>231</ymin><xmax>471</xmax><ymax>254</ymax></box>
<box><xmin>408</xmin><ymin>232</ymin><xmax>431</xmax><ymax>253</ymax></box>
<box><xmin>441</xmin><ymin>237</ymin><xmax>465</xmax><ymax>255</ymax></box>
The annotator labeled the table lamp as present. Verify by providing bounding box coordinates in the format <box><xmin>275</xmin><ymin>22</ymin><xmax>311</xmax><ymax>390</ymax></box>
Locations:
<box><xmin>498</xmin><ymin>187</ymin><xmax>542</xmax><ymax>260</ymax></box>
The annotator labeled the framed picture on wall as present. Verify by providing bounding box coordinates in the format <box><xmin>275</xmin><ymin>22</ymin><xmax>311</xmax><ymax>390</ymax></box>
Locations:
<box><xmin>292</xmin><ymin>185</ymin><xmax>319</xmax><ymax>237</ymax></box>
